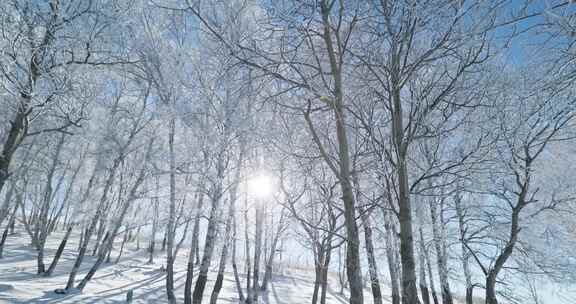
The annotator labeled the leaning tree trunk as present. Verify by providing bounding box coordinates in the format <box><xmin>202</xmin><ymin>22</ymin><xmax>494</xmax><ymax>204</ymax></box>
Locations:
<box><xmin>211</xmin><ymin>142</ymin><xmax>245</xmax><ymax>303</ymax></box>
<box><xmin>0</xmin><ymin>105</ymin><xmax>28</xmax><ymax>203</ymax></box>
<box><xmin>0</xmin><ymin>223</ymin><xmax>10</xmax><ymax>259</ymax></box>
<box><xmin>116</xmin><ymin>230</ymin><xmax>129</xmax><ymax>264</ymax></box>
<box><xmin>65</xmin><ymin>188</ymin><xmax>110</xmax><ymax>289</ymax></box>
<box><xmin>485</xmin><ymin>206</ymin><xmax>523</xmax><ymax>304</ymax></box>
<box><xmin>185</xmin><ymin>180</ymin><xmax>206</xmax><ymax>304</ymax></box>
<box><xmin>75</xmin><ymin>232</ymin><xmax>111</xmax><ymax>291</ymax></box>
<box><xmin>76</xmin><ymin>140</ymin><xmax>152</xmax><ymax>291</ymax></box>
<box><xmin>260</xmin><ymin>219</ymin><xmax>283</xmax><ymax>291</ymax></box>
<box><xmin>34</xmin><ymin>134</ymin><xmax>66</xmax><ymax>275</ymax></box>
<box><xmin>92</xmin><ymin>217</ymin><xmax>107</xmax><ymax>256</ymax></box>
<box><xmin>192</xmin><ymin>177</ymin><xmax>224</xmax><ymax>304</ymax></box>
<box><xmin>8</xmin><ymin>204</ymin><xmax>17</xmax><ymax>235</ymax></box>
<box><xmin>65</xmin><ymin>154</ymin><xmax>118</xmax><ymax>290</ymax></box>
<box><xmin>44</xmin><ymin>225</ymin><xmax>73</xmax><ymax>276</ymax></box>
<box><xmin>0</xmin><ymin>184</ymin><xmax>15</xmax><ymax>232</ymax></box>
<box><xmin>0</xmin><ymin>205</ymin><xmax>17</xmax><ymax>258</ymax></box>
<box><xmin>209</xmin><ymin>196</ymin><xmax>235</xmax><ymax>304</ymax></box>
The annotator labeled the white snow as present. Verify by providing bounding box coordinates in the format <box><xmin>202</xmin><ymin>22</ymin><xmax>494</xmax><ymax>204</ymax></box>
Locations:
<box><xmin>0</xmin><ymin>230</ymin><xmax>378</xmax><ymax>304</ymax></box>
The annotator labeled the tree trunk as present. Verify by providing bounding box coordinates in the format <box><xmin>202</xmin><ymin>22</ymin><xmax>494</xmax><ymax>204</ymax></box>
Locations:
<box><xmin>485</xmin><ymin>206</ymin><xmax>522</xmax><ymax>304</ymax></box>
<box><xmin>0</xmin><ymin>184</ymin><xmax>15</xmax><ymax>231</ymax></box>
<box><xmin>424</xmin><ymin>241</ymin><xmax>440</xmax><ymax>304</ymax></box>
<box><xmin>37</xmin><ymin>241</ymin><xmax>46</xmax><ymax>274</ymax></box>
<box><xmin>184</xmin><ymin>252</ymin><xmax>195</xmax><ymax>304</ymax></box>
<box><xmin>320</xmin><ymin>245</ymin><xmax>332</xmax><ymax>304</ymax></box>
<box><xmin>92</xmin><ymin>218</ymin><xmax>106</xmax><ymax>256</ymax></box>
<box><xmin>337</xmin><ymin>245</ymin><xmax>347</xmax><ymax>295</ymax></box>
<box><xmin>251</xmin><ymin>207</ymin><xmax>263</xmax><ymax>304</ymax></box>
<box><xmin>76</xmin><ymin>232</ymin><xmax>111</xmax><ymax>291</ymax></box>
<box><xmin>192</xmin><ymin>185</ymin><xmax>223</xmax><ymax>304</ymax></box>
<box><xmin>149</xmin><ymin>214</ymin><xmax>157</xmax><ymax>263</ymax></box>
<box><xmin>165</xmin><ymin>117</ymin><xmax>177</xmax><ymax>304</ymax></box>
<box><xmin>388</xmin><ymin>42</ymin><xmax>420</xmax><ymax>303</ymax></box>
<box><xmin>0</xmin><ymin>107</ymin><xmax>28</xmax><ymax>201</ymax></box>
<box><xmin>397</xmin><ymin>156</ymin><xmax>420</xmax><ymax>304</ymax></box>
<box><xmin>65</xmin><ymin>155</ymin><xmax>119</xmax><ymax>290</ymax></box>
<box><xmin>384</xmin><ymin>213</ymin><xmax>401</xmax><ymax>304</ymax></box>
<box><xmin>318</xmin><ymin>4</ymin><xmax>364</xmax><ymax>303</ymax></box>
<box><xmin>9</xmin><ymin>207</ymin><xmax>16</xmax><ymax>235</ymax></box>
<box><xmin>136</xmin><ymin>226</ymin><xmax>141</xmax><ymax>250</ymax></box>
<box><xmin>429</xmin><ymin>195</ymin><xmax>453</xmax><ymax>304</ymax></box>
<box><xmin>485</xmin><ymin>274</ymin><xmax>498</xmax><ymax>304</ymax></box>
<box><xmin>76</xmin><ymin>140</ymin><xmax>152</xmax><ymax>291</ymax></box>
<box><xmin>185</xmin><ymin>180</ymin><xmax>206</xmax><ymax>304</ymax></box>
<box><xmin>311</xmin><ymin>257</ymin><xmax>322</xmax><ymax>304</ymax></box>
<box><xmin>0</xmin><ymin>206</ymin><xmax>17</xmax><ymax>258</ymax></box>
<box><xmin>148</xmin><ymin>177</ymin><xmax>159</xmax><ymax>263</ymax></box>
<box><xmin>0</xmin><ymin>225</ymin><xmax>8</xmax><ymax>259</ymax></box>
<box><xmin>260</xmin><ymin>224</ymin><xmax>282</xmax><ymax>291</ymax></box>
<box><xmin>232</xmin><ymin>216</ymin><xmax>245</xmax><ymax>302</ymax></box>
<box><xmin>418</xmin><ymin>228</ymin><xmax>430</xmax><ymax>304</ymax></box>
<box><xmin>244</xmin><ymin>202</ymin><xmax>252</xmax><ymax>304</ymax></box>
<box><xmin>209</xmin><ymin>197</ymin><xmax>235</xmax><ymax>304</ymax></box>
<box><xmin>362</xmin><ymin>212</ymin><xmax>383</xmax><ymax>304</ymax></box>
<box><xmin>44</xmin><ymin>225</ymin><xmax>73</xmax><ymax>276</ymax></box>
<box><xmin>454</xmin><ymin>192</ymin><xmax>474</xmax><ymax>304</ymax></box>
<box><xmin>116</xmin><ymin>231</ymin><xmax>129</xmax><ymax>264</ymax></box>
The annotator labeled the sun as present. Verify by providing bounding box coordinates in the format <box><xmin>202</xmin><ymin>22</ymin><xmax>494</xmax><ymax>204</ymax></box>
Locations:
<box><xmin>247</xmin><ymin>173</ymin><xmax>275</xmax><ymax>199</ymax></box>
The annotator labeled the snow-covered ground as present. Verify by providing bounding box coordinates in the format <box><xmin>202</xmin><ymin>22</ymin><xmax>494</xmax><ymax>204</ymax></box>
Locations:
<box><xmin>5</xmin><ymin>230</ymin><xmax>574</xmax><ymax>304</ymax></box>
<box><xmin>0</xmin><ymin>231</ymin><xmax>379</xmax><ymax>304</ymax></box>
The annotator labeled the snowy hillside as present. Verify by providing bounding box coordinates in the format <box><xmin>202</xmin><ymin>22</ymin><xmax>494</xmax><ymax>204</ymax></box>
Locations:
<box><xmin>0</xmin><ymin>231</ymin><xmax>379</xmax><ymax>304</ymax></box>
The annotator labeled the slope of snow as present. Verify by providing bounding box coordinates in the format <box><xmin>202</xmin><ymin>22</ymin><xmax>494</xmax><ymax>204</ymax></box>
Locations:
<box><xmin>0</xmin><ymin>231</ymin><xmax>380</xmax><ymax>304</ymax></box>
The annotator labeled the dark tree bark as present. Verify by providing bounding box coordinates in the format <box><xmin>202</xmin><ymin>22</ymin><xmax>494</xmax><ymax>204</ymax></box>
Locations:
<box><xmin>361</xmin><ymin>212</ymin><xmax>383</xmax><ymax>304</ymax></box>
<box><xmin>165</xmin><ymin>117</ymin><xmax>177</xmax><ymax>304</ymax></box>
<box><xmin>260</xmin><ymin>215</ymin><xmax>284</xmax><ymax>291</ymax></box>
<box><xmin>116</xmin><ymin>230</ymin><xmax>129</xmax><ymax>264</ymax></box>
<box><xmin>0</xmin><ymin>205</ymin><xmax>17</xmax><ymax>258</ymax></box>
<box><xmin>319</xmin><ymin>244</ymin><xmax>332</xmax><ymax>304</ymax></box>
<box><xmin>44</xmin><ymin>225</ymin><xmax>73</xmax><ymax>276</ymax></box>
<box><xmin>192</xmin><ymin>171</ymin><xmax>224</xmax><ymax>304</ymax></box>
<box><xmin>209</xmin><ymin>196</ymin><xmax>235</xmax><ymax>304</ymax></box>
<box><xmin>75</xmin><ymin>139</ymin><xmax>152</xmax><ymax>291</ymax></box>
<box><xmin>185</xmin><ymin>179</ymin><xmax>206</xmax><ymax>304</ymax></box>
<box><xmin>311</xmin><ymin>250</ymin><xmax>324</xmax><ymax>304</ymax></box>
<box><xmin>0</xmin><ymin>225</ymin><xmax>9</xmax><ymax>259</ymax></box>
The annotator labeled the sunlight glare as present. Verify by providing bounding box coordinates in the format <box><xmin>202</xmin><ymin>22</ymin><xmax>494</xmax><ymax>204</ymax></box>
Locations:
<box><xmin>248</xmin><ymin>173</ymin><xmax>274</xmax><ymax>199</ymax></box>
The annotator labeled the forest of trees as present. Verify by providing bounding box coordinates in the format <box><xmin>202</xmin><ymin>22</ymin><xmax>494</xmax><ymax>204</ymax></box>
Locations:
<box><xmin>1</xmin><ymin>1</ymin><xmax>576</xmax><ymax>304</ymax></box>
